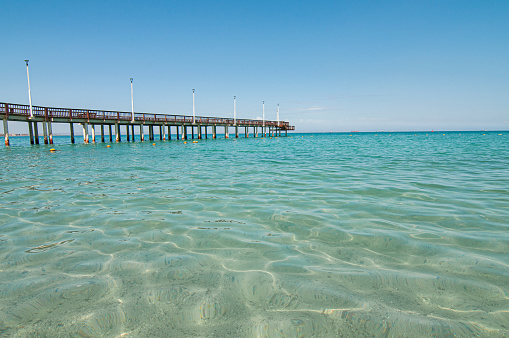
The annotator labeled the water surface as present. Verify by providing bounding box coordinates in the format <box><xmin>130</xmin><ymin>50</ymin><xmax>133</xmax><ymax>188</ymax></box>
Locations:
<box><xmin>1</xmin><ymin>132</ymin><xmax>508</xmax><ymax>337</ymax></box>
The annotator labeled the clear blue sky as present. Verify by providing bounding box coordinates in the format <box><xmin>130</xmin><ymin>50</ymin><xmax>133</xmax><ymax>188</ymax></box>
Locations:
<box><xmin>1</xmin><ymin>0</ymin><xmax>508</xmax><ymax>133</ymax></box>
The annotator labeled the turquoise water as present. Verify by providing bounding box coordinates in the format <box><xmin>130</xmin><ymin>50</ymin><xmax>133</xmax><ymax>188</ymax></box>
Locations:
<box><xmin>1</xmin><ymin>132</ymin><xmax>508</xmax><ymax>337</ymax></box>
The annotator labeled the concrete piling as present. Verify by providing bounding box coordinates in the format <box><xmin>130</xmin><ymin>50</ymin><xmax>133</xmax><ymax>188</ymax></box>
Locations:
<box><xmin>3</xmin><ymin>119</ymin><xmax>9</xmax><ymax>146</ymax></box>
<box><xmin>48</xmin><ymin>122</ymin><xmax>53</xmax><ymax>144</ymax></box>
<box><xmin>115</xmin><ymin>123</ymin><xmax>120</xmax><ymax>142</ymax></box>
<box><xmin>43</xmin><ymin>121</ymin><xmax>48</xmax><ymax>144</ymax></box>
<box><xmin>82</xmin><ymin>123</ymin><xmax>89</xmax><ymax>143</ymax></box>
<box><xmin>69</xmin><ymin>123</ymin><xmax>74</xmax><ymax>144</ymax></box>
<box><xmin>34</xmin><ymin>122</ymin><xmax>39</xmax><ymax>144</ymax></box>
<box><xmin>28</xmin><ymin>122</ymin><xmax>34</xmax><ymax>144</ymax></box>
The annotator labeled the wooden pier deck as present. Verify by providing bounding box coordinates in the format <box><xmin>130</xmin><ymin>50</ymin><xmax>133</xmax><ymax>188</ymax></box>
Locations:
<box><xmin>1</xmin><ymin>102</ymin><xmax>294</xmax><ymax>145</ymax></box>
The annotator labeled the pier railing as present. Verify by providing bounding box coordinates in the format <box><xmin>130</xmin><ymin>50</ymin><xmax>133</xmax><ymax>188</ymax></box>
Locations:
<box><xmin>0</xmin><ymin>102</ymin><xmax>294</xmax><ymax>129</ymax></box>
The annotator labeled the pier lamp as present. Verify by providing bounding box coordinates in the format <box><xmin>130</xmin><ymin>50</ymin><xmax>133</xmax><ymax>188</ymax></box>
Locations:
<box><xmin>130</xmin><ymin>78</ymin><xmax>134</xmax><ymax>123</ymax></box>
<box><xmin>234</xmin><ymin>96</ymin><xmax>236</xmax><ymax>125</ymax></box>
<box><xmin>192</xmin><ymin>89</ymin><xmax>195</xmax><ymax>124</ymax></box>
<box><xmin>24</xmin><ymin>60</ymin><xmax>33</xmax><ymax>118</ymax></box>
<box><xmin>262</xmin><ymin>101</ymin><xmax>265</xmax><ymax>128</ymax></box>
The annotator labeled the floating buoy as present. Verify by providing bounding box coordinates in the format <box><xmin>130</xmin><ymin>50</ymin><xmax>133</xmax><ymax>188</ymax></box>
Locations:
<box><xmin>193</xmin><ymin>141</ymin><xmax>198</xmax><ymax>143</ymax></box>
<box><xmin>106</xmin><ymin>145</ymin><xmax>111</xmax><ymax>148</ymax></box>
<box><xmin>443</xmin><ymin>134</ymin><xmax>445</xmax><ymax>135</ymax></box>
<box><xmin>184</xmin><ymin>141</ymin><xmax>187</xmax><ymax>144</ymax></box>
<box><xmin>152</xmin><ymin>143</ymin><xmax>156</xmax><ymax>146</ymax></box>
<box><xmin>50</xmin><ymin>148</ymin><xmax>56</xmax><ymax>152</ymax></box>
<box><xmin>499</xmin><ymin>134</ymin><xmax>502</xmax><ymax>136</ymax></box>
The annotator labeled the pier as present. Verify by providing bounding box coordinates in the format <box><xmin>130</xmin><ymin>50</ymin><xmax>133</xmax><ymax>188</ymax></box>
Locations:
<box><xmin>1</xmin><ymin>102</ymin><xmax>294</xmax><ymax>146</ymax></box>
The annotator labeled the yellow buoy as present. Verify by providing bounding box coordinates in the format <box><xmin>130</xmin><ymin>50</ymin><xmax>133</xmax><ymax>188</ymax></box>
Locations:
<box><xmin>184</xmin><ymin>141</ymin><xmax>187</xmax><ymax>144</ymax></box>
<box><xmin>106</xmin><ymin>145</ymin><xmax>111</xmax><ymax>148</ymax></box>
<box><xmin>152</xmin><ymin>143</ymin><xmax>156</xmax><ymax>145</ymax></box>
<box><xmin>193</xmin><ymin>141</ymin><xmax>198</xmax><ymax>143</ymax></box>
<box><xmin>499</xmin><ymin>134</ymin><xmax>502</xmax><ymax>136</ymax></box>
<box><xmin>50</xmin><ymin>148</ymin><xmax>56</xmax><ymax>152</ymax></box>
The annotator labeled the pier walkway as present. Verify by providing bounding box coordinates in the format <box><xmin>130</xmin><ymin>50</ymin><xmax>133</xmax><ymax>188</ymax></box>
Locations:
<box><xmin>1</xmin><ymin>102</ymin><xmax>294</xmax><ymax>146</ymax></box>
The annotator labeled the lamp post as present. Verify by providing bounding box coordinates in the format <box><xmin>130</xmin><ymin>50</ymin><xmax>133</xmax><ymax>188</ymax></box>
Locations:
<box><xmin>130</xmin><ymin>78</ymin><xmax>134</xmax><ymax>123</ymax></box>
<box><xmin>262</xmin><ymin>101</ymin><xmax>265</xmax><ymax>126</ymax></box>
<box><xmin>192</xmin><ymin>89</ymin><xmax>195</xmax><ymax>124</ymax></box>
<box><xmin>262</xmin><ymin>101</ymin><xmax>265</xmax><ymax>137</ymax></box>
<box><xmin>277</xmin><ymin>103</ymin><xmax>279</xmax><ymax>126</ymax></box>
<box><xmin>24</xmin><ymin>60</ymin><xmax>33</xmax><ymax>118</ymax></box>
<box><xmin>234</xmin><ymin>96</ymin><xmax>236</xmax><ymax>125</ymax></box>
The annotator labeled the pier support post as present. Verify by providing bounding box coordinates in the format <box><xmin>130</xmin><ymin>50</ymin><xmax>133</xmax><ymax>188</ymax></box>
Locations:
<box><xmin>160</xmin><ymin>126</ymin><xmax>163</xmax><ymax>140</ymax></box>
<box><xmin>3</xmin><ymin>119</ymin><xmax>9</xmax><ymax>146</ymax></box>
<box><xmin>198</xmin><ymin>125</ymin><xmax>202</xmax><ymax>139</ymax></box>
<box><xmin>48</xmin><ymin>122</ymin><xmax>53</xmax><ymax>144</ymax></box>
<box><xmin>183</xmin><ymin>126</ymin><xmax>188</xmax><ymax>140</ymax></box>
<box><xmin>91</xmin><ymin>125</ymin><xmax>96</xmax><ymax>143</ymax></box>
<box><xmin>167</xmin><ymin>125</ymin><xmax>171</xmax><ymax>140</ymax></box>
<box><xmin>235</xmin><ymin>126</ymin><xmax>238</xmax><ymax>138</ymax></box>
<box><xmin>213</xmin><ymin>125</ymin><xmax>216</xmax><ymax>139</ymax></box>
<box><xmin>70</xmin><ymin>123</ymin><xmax>75</xmax><ymax>144</ymax></box>
<box><xmin>101</xmin><ymin>125</ymin><xmax>104</xmax><ymax>142</ymax></box>
<box><xmin>43</xmin><ymin>121</ymin><xmax>48</xmax><ymax>144</ymax></box>
<box><xmin>191</xmin><ymin>126</ymin><xmax>195</xmax><ymax>139</ymax></box>
<box><xmin>205</xmin><ymin>126</ymin><xmax>207</xmax><ymax>139</ymax></box>
<box><xmin>176</xmin><ymin>126</ymin><xmax>179</xmax><ymax>140</ymax></box>
<box><xmin>28</xmin><ymin>122</ymin><xmax>34</xmax><ymax>144</ymax></box>
<box><xmin>131</xmin><ymin>125</ymin><xmax>135</xmax><ymax>141</ymax></box>
<box><xmin>139</xmin><ymin>125</ymin><xmax>144</xmax><ymax>141</ymax></box>
<box><xmin>225</xmin><ymin>126</ymin><xmax>229</xmax><ymax>139</ymax></box>
<box><xmin>83</xmin><ymin>123</ymin><xmax>89</xmax><ymax>144</ymax></box>
<box><xmin>109</xmin><ymin>125</ymin><xmax>113</xmax><ymax>142</ymax></box>
<box><xmin>148</xmin><ymin>125</ymin><xmax>153</xmax><ymax>141</ymax></box>
<box><xmin>126</xmin><ymin>124</ymin><xmax>130</xmax><ymax>142</ymax></box>
<box><xmin>34</xmin><ymin>122</ymin><xmax>39</xmax><ymax>144</ymax></box>
<box><xmin>115</xmin><ymin>123</ymin><xmax>120</xmax><ymax>142</ymax></box>
<box><xmin>255</xmin><ymin>126</ymin><xmax>258</xmax><ymax>138</ymax></box>
<box><xmin>245</xmin><ymin>126</ymin><xmax>248</xmax><ymax>138</ymax></box>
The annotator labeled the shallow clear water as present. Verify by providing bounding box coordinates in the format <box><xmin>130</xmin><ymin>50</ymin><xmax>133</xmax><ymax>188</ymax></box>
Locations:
<box><xmin>1</xmin><ymin>132</ymin><xmax>508</xmax><ymax>337</ymax></box>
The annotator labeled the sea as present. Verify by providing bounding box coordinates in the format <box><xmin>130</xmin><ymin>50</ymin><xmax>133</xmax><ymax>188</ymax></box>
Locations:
<box><xmin>1</xmin><ymin>131</ymin><xmax>508</xmax><ymax>337</ymax></box>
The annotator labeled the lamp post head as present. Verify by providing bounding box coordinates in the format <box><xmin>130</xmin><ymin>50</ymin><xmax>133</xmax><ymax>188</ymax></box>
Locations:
<box><xmin>193</xmin><ymin>89</ymin><xmax>195</xmax><ymax>93</ymax></box>
<box><xmin>130</xmin><ymin>78</ymin><xmax>133</xmax><ymax>83</ymax></box>
<box><xmin>24</xmin><ymin>60</ymin><xmax>29</xmax><ymax>66</ymax></box>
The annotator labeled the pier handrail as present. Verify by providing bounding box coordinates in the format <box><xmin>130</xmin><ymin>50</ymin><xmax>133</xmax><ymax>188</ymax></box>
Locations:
<box><xmin>0</xmin><ymin>102</ymin><xmax>292</xmax><ymax>129</ymax></box>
